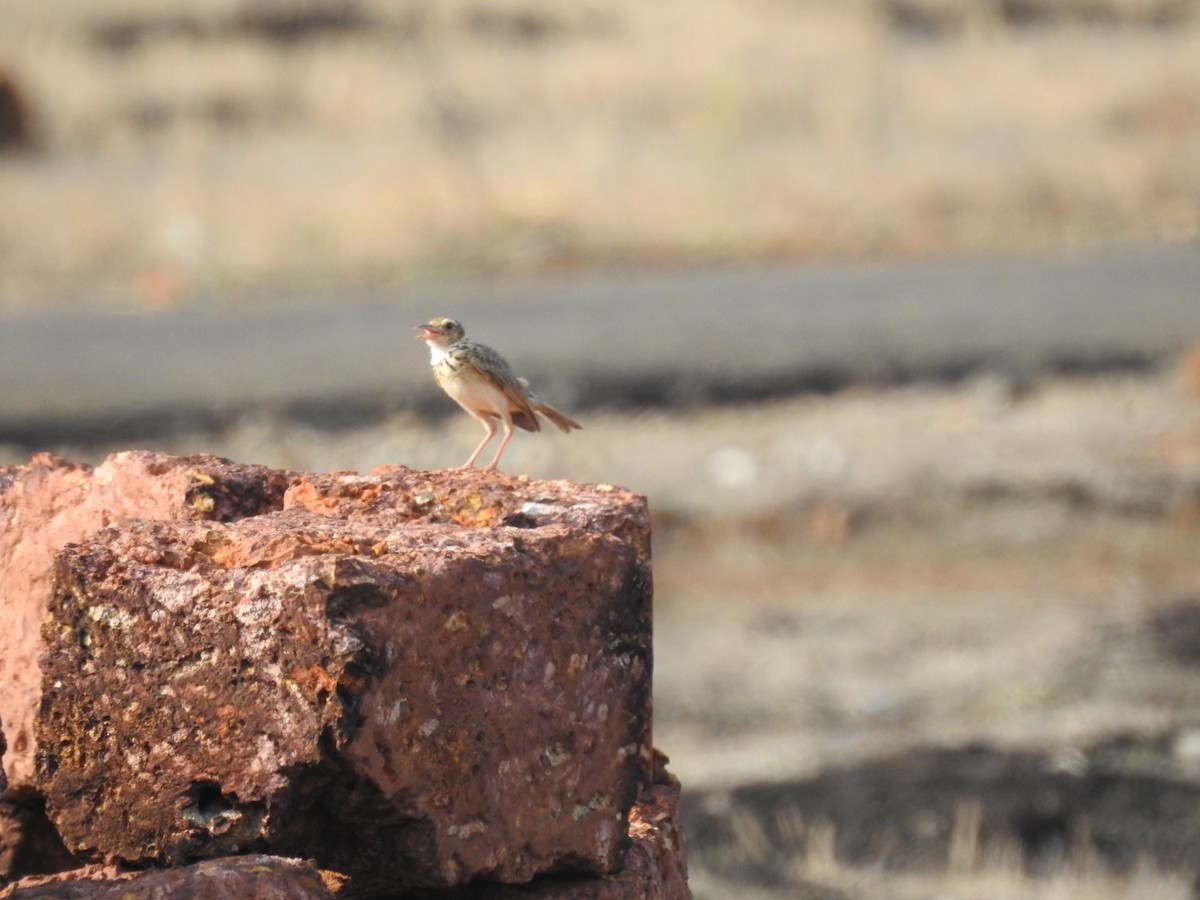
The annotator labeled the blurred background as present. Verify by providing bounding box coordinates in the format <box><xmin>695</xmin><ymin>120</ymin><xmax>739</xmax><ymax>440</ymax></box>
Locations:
<box><xmin>3</xmin><ymin>1</ymin><xmax>1200</xmax><ymax>897</ymax></box>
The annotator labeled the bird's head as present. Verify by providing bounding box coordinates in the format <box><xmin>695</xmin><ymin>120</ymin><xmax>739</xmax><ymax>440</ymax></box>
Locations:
<box><xmin>415</xmin><ymin>317</ymin><xmax>465</xmax><ymax>346</ymax></box>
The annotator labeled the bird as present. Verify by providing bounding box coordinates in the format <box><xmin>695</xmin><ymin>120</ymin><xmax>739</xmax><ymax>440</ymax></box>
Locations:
<box><xmin>415</xmin><ymin>317</ymin><xmax>582</xmax><ymax>471</ymax></box>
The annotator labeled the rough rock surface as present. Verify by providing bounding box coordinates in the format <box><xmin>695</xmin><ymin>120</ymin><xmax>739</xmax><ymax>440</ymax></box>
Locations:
<box><xmin>284</xmin><ymin>465</ymin><xmax>651</xmax><ymax>565</ymax></box>
<box><xmin>0</xmin><ymin>451</ymin><xmax>291</xmax><ymax>791</ymax></box>
<box><xmin>37</xmin><ymin>502</ymin><xmax>653</xmax><ymax>889</ymax></box>
<box><xmin>4</xmin><ymin>711</ymin><xmax>72</xmax><ymax>885</ymax></box>
<box><xmin>0</xmin><ymin>796</ymin><xmax>77</xmax><ymax>886</ymax></box>
<box><xmin>402</xmin><ymin>780</ymin><xmax>689</xmax><ymax>899</ymax></box>
<box><xmin>619</xmin><ymin>781</ymin><xmax>689</xmax><ymax>900</ymax></box>
<box><xmin>0</xmin><ymin>855</ymin><xmax>337</xmax><ymax>899</ymax></box>
<box><xmin>0</xmin><ymin>786</ymin><xmax>688</xmax><ymax>899</ymax></box>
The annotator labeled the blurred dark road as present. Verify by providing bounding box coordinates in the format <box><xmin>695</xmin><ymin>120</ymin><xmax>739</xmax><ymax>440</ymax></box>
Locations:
<box><xmin>2</xmin><ymin>242</ymin><xmax>1198</xmax><ymax>441</ymax></box>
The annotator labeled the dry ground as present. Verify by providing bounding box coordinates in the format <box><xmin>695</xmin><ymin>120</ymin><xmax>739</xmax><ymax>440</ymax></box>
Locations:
<box><xmin>1</xmin><ymin>0</ymin><xmax>1199</xmax><ymax>310</ymax></box>
<box><xmin>7</xmin><ymin>362</ymin><xmax>1200</xmax><ymax>897</ymax></box>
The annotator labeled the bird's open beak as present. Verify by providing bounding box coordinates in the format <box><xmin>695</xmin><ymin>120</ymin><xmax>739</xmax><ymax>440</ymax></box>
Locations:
<box><xmin>415</xmin><ymin>324</ymin><xmax>434</xmax><ymax>340</ymax></box>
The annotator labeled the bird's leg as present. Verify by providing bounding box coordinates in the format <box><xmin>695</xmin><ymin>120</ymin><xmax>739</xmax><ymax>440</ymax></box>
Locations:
<box><xmin>483</xmin><ymin>417</ymin><xmax>515</xmax><ymax>471</ymax></box>
<box><xmin>460</xmin><ymin>417</ymin><xmax>497</xmax><ymax>468</ymax></box>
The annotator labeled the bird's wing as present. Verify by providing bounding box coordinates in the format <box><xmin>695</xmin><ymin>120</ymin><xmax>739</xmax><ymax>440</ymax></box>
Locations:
<box><xmin>465</xmin><ymin>341</ymin><xmax>521</xmax><ymax>386</ymax></box>
<box><xmin>461</xmin><ymin>340</ymin><xmax>540</xmax><ymax>429</ymax></box>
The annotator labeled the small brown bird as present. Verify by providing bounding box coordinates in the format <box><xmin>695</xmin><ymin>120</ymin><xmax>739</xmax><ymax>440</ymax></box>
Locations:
<box><xmin>416</xmin><ymin>317</ymin><xmax>582</xmax><ymax>470</ymax></box>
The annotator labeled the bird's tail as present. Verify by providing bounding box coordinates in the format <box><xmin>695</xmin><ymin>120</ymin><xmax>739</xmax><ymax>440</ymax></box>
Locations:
<box><xmin>516</xmin><ymin>377</ymin><xmax>582</xmax><ymax>432</ymax></box>
<box><xmin>534</xmin><ymin>401</ymin><xmax>582</xmax><ymax>433</ymax></box>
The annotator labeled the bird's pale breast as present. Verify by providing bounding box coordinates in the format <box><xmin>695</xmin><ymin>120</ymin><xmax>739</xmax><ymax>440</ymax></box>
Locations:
<box><xmin>433</xmin><ymin>354</ymin><xmax>511</xmax><ymax>417</ymax></box>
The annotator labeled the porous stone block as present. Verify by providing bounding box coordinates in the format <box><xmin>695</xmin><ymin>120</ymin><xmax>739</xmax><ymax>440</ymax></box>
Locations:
<box><xmin>38</xmin><ymin>508</ymin><xmax>652</xmax><ymax>890</ymax></box>
<box><xmin>0</xmin><ymin>855</ymin><xmax>337</xmax><ymax>899</ymax></box>
<box><xmin>0</xmin><ymin>451</ymin><xmax>290</xmax><ymax>790</ymax></box>
<box><xmin>402</xmin><ymin>780</ymin><xmax>690</xmax><ymax>899</ymax></box>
